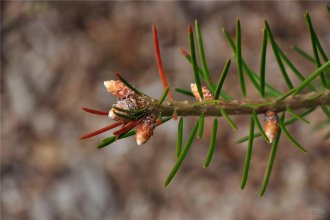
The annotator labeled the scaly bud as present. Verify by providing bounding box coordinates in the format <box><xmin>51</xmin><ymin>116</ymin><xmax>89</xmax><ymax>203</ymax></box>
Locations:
<box><xmin>264</xmin><ymin>110</ymin><xmax>278</xmax><ymax>143</ymax></box>
<box><xmin>190</xmin><ymin>83</ymin><xmax>213</xmax><ymax>101</ymax></box>
<box><xmin>104</xmin><ymin>80</ymin><xmax>135</xmax><ymax>99</ymax></box>
<box><xmin>136</xmin><ymin>114</ymin><xmax>157</xmax><ymax>145</ymax></box>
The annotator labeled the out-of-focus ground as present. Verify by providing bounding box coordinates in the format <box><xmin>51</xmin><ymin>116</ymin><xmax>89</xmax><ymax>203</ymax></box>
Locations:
<box><xmin>1</xmin><ymin>2</ymin><xmax>330</xmax><ymax>220</ymax></box>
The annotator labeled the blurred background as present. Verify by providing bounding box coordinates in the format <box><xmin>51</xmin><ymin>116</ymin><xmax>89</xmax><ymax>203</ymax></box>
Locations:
<box><xmin>1</xmin><ymin>1</ymin><xmax>329</xmax><ymax>220</ymax></box>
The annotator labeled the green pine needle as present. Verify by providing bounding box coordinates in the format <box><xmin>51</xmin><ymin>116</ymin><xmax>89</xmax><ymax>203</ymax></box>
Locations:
<box><xmin>240</xmin><ymin>116</ymin><xmax>255</xmax><ymax>190</ymax></box>
<box><xmin>314</xmin><ymin>33</ymin><xmax>329</xmax><ymax>62</ymax></box>
<box><xmin>158</xmin><ymin>87</ymin><xmax>169</xmax><ymax>105</ymax></box>
<box><xmin>113</xmin><ymin>111</ymin><xmax>143</xmax><ymax>120</ymax></box>
<box><xmin>236</xmin><ymin>19</ymin><xmax>247</xmax><ymax>97</ymax></box>
<box><xmin>237</xmin><ymin>133</ymin><xmax>258</xmax><ymax>143</ymax></box>
<box><xmin>304</xmin><ymin>12</ymin><xmax>328</xmax><ymax>89</ymax></box>
<box><xmin>174</xmin><ymin>88</ymin><xmax>194</xmax><ymax>97</ymax></box>
<box><xmin>176</xmin><ymin>117</ymin><xmax>184</xmax><ymax>158</ymax></box>
<box><xmin>286</xmin><ymin>107</ymin><xmax>310</xmax><ymax>125</ymax></box>
<box><xmin>220</xmin><ymin>108</ymin><xmax>237</xmax><ymax>131</ymax></box>
<box><xmin>259</xmin><ymin>113</ymin><xmax>283</xmax><ymax>196</ymax></box>
<box><xmin>275</xmin><ymin>88</ymin><xmax>296</xmax><ymax>103</ymax></box>
<box><xmin>203</xmin><ymin>118</ymin><xmax>218</xmax><ymax>168</ymax></box>
<box><xmin>222</xmin><ymin>28</ymin><xmax>282</xmax><ymax>97</ymax></box>
<box><xmin>195</xmin><ymin>20</ymin><xmax>213</xmax><ymax>92</ymax></box>
<box><xmin>181</xmin><ymin>52</ymin><xmax>215</xmax><ymax>92</ymax></box>
<box><xmin>181</xmin><ymin>49</ymin><xmax>233</xmax><ymax>101</ymax></box>
<box><xmin>161</xmin><ymin>116</ymin><xmax>172</xmax><ymax>124</ymax></box>
<box><xmin>294</xmin><ymin>61</ymin><xmax>330</xmax><ymax>94</ymax></box>
<box><xmin>164</xmin><ymin>119</ymin><xmax>200</xmax><ymax>187</ymax></box>
<box><xmin>250</xmin><ymin>73</ymin><xmax>281</xmax><ymax>97</ymax></box>
<box><xmin>219</xmin><ymin>91</ymin><xmax>232</xmax><ymax>101</ymax></box>
<box><xmin>252</xmin><ymin>110</ymin><xmax>270</xmax><ymax>143</ymax></box>
<box><xmin>321</xmin><ymin>104</ymin><xmax>330</xmax><ymax>120</ymax></box>
<box><xmin>189</xmin><ymin>25</ymin><xmax>204</xmax><ymax>100</ymax></box>
<box><xmin>116</xmin><ymin>73</ymin><xmax>146</xmax><ymax>97</ymax></box>
<box><xmin>265</xmin><ymin>21</ymin><xmax>294</xmax><ymax>89</ymax></box>
<box><xmin>197</xmin><ymin>112</ymin><xmax>205</xmax><ymax>139</ymax></box>
<box><xmin>292</xmin><ymin>46</ymin><xmax>316</xmax><ymax>64</ymax></box>
<box><xmin>279</xmin><ymin>115</ymin><xmax>308</xmax><ymax>154</ymax></box>
<box><xmin>214</xmin><ymin>58</ymin><xmax>231</xmax><ymax>100</ymax></box>
<box><xmin>277</xmin><ymin>46</ymin><xmax>316</xmax><ymax>91</ymax></box>
<box><xmin>98</xmin><ymin>130</ymin><xmax>136</xmax><ymax>149</ymax></box>
<box><xmin>98</xmin><ymin>116</ymin><xmax>171</xmax><ymax>149</ymax></box>
<box><xmin>259</xmin><ymin>27</ymin><xmax>268</xmax><ymax>97</ymax></box>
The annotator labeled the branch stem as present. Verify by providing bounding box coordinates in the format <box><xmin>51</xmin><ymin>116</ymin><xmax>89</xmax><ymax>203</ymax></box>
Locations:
<box><xmin>146</xmin><ymin>90</ymin><xmax>330</xmax><ymax>116</ymax></box>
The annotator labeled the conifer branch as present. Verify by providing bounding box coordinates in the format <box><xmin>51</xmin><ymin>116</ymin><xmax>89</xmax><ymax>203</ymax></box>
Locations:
<box><xmin>81</xmin><ymin>10</ymin><xmax>330</xmax><ymax>196</ymax></box>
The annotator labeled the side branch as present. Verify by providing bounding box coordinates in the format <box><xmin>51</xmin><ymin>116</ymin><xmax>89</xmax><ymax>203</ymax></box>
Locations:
<box><xmin>146</xmin><ymin>90</ymin><xmax>330</xmax><ymax>116</ymax></box>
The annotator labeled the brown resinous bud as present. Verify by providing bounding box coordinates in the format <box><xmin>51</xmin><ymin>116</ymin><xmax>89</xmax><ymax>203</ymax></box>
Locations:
<box><xmin>136</xmin><ymin>114</ymin><xmax>158</xmax><ymax>145</ymax></box>
<box><xmin>190</xmin><ymin>83</ymin><xmax>214</xmax><ymax>101</ymax></box>
<box><xmin>104</xmin><ymin>80</ymin><xmax>145</xmax><ymax>121</ymax></box>
<box><xmin>104</xmin><ymin>79</ymin><xmax>158</xmax><ymax>145</ymax></box>
<box><xmin>104</xmin><ymin>80</ymin><xmax>135</xmax><ymax>99</ymax></box>
<box><xmin>264</xmin><ymin>110</ymin><xmax>278</xmax><ymax>143</ymax></box>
